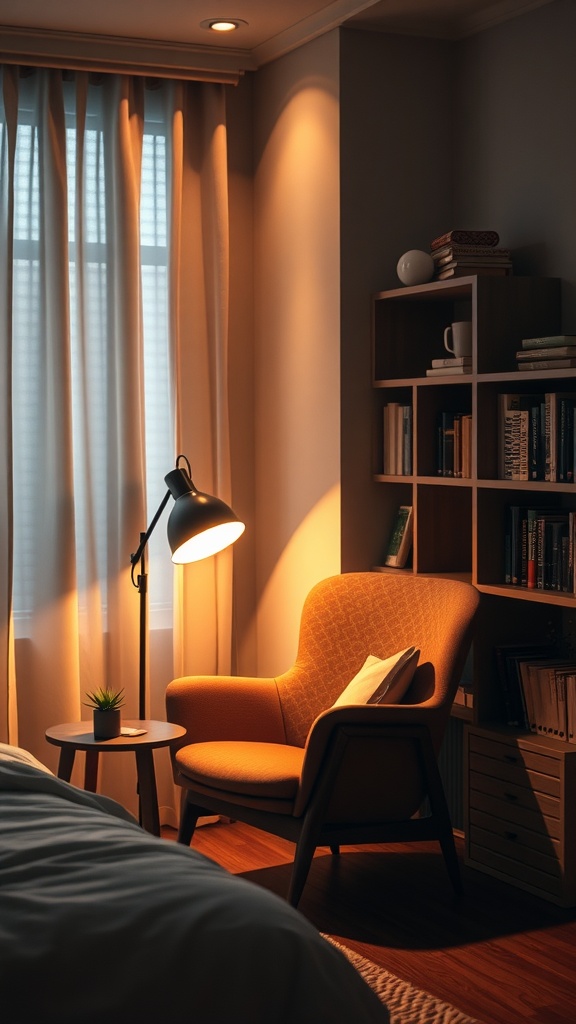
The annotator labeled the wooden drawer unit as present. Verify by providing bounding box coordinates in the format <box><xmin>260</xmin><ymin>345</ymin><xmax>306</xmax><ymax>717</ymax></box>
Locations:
<box><xmin>464</xmin><ymin>725</ymin><xmax>576</xmax><ymax>906</ymax></box>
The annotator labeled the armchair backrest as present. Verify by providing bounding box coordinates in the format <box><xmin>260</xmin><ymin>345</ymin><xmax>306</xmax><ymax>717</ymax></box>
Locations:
<box><xmin>275</xmin><ymin>573</ymin><xmax>479</xmax><ymax>747</ymax></box>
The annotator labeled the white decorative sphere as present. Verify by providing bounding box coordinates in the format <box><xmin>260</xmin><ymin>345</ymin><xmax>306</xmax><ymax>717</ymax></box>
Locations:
<box><xmin>396</xmin><ymin>249</ymin><xmax>434</xmax><ymax>286</ymax></box>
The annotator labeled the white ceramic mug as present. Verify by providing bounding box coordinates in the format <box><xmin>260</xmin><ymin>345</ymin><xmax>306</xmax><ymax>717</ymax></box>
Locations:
<box><xmin>444</xmin><ymin>321</ymin><xmax>472</xmax><ymax>358</ymax></box>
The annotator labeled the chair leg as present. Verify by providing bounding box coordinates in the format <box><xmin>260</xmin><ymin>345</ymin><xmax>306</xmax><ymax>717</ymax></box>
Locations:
<box><xmin>329</xmin><ymin>844</ymin><xmax>340</xmax><ymax>855</ymax></box>
<box><xmin>438</xmin><ymin>826</ymin><xmax>463</xmax><ymax>897</ymax></box>
<box><xmin>287</xmin><ymin>832</ymin><xmax>317</xmax><ymax>908</ymax></box>
<box><xmin>177</xmin><ymin>792</ymin><xmax>202</xmax><ymax>846</ymax></box>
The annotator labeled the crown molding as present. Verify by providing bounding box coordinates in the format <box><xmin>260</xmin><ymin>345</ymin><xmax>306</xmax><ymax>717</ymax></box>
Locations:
<box><xmin>459</xmin><ymin>0</ymin><xmax>555</xmax><ymax>37</ymax></box>
<box><xmin>252</xmin><ymin>0</ymin><xmax>384</xmax><ymax>66</ymax></box>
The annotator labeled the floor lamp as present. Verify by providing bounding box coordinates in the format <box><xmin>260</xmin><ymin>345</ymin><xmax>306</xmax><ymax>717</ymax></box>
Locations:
<box><xmin>130</xmin><ymin>454</ymin><xmax>245</xmax><ymax>720</ymax></box>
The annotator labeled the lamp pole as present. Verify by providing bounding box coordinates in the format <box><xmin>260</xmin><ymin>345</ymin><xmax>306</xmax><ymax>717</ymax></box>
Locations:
<box><xmin>130</xmin><ymin>490</ymin><xmax>172</xmax><ymax>720</ymax></box>
<box><xmin>130</xmin><ymin>455</ymin><xmax>245</xmax><ymax>722</ymax></box>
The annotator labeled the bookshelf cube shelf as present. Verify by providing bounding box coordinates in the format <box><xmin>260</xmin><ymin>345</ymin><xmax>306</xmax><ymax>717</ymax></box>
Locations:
<box><xmin>371</xmin><ymin>274</ymin><xmax>576</xmax><ymax>905</ymax></box>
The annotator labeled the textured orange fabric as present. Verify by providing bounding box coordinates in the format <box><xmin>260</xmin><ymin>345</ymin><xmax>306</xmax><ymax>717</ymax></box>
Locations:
<box><xmin>166</xmin><ymin>675</ymin><xmax>287</xmax><ymax>751</ymax></box>
<box><xmin>275</xmin><ymin>573</ymin><xmax>478</xmax><ymax>747</ymax></box>
<box><xmin>176</xmin><ymin>741</ymin><xmax>303</xmax><ymax>800</ymax></box>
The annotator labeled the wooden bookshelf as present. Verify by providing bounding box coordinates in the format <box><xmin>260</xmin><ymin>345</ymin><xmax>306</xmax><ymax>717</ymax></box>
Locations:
<box><xmin>371</xmin><ymin>273</ymin><xmax>576</xmax><ymax>905</ymax></box>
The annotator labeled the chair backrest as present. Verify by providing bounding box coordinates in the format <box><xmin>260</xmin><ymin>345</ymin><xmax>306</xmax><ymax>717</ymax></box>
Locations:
<box><xmin>275</xmin><ymin>572</ymin><xmax>479</xmax><ymax>747</ymax></box>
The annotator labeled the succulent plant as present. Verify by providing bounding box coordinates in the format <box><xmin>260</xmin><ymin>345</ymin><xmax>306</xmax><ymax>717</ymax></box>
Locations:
<box><xmin>84</xmin><ymin>687</ymin><xmax>125</xmax><ymax>711</ymax></box>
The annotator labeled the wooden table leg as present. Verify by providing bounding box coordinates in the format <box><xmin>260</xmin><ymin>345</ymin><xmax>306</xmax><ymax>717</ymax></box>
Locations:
<box><xmin>135</xmin><ymin>747</ymin><xmax>159</xmax><ymax>836</ymax></box>
<box><xmin>84</xmin><ymin>750</ymin><xmax>99</xmax><ymax>792</ymax></box>
<box><xmin>57</xmin><ymin>746</ymin><xmax>76</xmax><ymax>782</ymax></box>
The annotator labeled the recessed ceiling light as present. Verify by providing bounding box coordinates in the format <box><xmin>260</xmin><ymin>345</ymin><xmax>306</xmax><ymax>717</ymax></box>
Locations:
<box><xmin>200</xmin><ymin>18</ymin><xmax>247</xmax><ymax>33</ymax></box>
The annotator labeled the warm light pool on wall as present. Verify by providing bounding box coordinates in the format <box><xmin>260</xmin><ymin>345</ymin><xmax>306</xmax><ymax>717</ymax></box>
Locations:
<box><xmin>200</xmin><ymin>18</ymin><xmax>247</xmax><ymax>32</ymax></box>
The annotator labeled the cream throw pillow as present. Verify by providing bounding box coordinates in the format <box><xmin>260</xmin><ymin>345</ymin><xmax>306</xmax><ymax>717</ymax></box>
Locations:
<box><xmin>332</xmin><ymin>647</ymin><xmax>419</xmax><ymax>707</ymax></box>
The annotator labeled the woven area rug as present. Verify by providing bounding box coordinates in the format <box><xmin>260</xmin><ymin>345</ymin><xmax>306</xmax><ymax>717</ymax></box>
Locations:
<box><xmin>326</xmin><ymin>937</ymin><xmax>483</xmax><ymax>1024</ymax></box>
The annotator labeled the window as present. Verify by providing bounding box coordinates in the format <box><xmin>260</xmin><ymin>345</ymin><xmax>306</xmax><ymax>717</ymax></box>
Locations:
<box><xmin>4</xmin><ymin>75</ymin><xmax>174</xmax><ymax>635</ymax></box>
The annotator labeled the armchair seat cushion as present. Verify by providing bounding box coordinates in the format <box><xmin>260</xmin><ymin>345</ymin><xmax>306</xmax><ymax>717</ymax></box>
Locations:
<box><xmin>175</xmin><ymin>741</ymin><xmax>304</xmax><ymax>801</ymax></box>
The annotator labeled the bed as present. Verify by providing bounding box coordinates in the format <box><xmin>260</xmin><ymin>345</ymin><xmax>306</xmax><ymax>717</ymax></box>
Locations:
<box><xmin>0</xmin><ymin>743</ymin><xmax>389</xmax><ymax>1024</ymax></box>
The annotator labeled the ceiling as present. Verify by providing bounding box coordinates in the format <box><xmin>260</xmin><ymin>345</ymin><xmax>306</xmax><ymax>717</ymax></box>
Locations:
<box><xmin>0</xmin><ymin>0</ymin><xmax>552</xmax><ymax>69</ymax></box>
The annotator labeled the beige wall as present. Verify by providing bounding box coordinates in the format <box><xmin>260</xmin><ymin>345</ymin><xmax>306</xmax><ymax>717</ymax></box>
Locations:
<box><xmin>252</xmin><ymin>31</ymin><xmax>341</xmax><ymax>676</ymax></box>
<box><xmin>232</xmin><ymin>1</ymin><xmax>576</xmax><ymax>678</ymax></box>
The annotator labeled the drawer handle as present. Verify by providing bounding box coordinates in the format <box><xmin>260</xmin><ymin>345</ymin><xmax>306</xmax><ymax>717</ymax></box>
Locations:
<box><xmin>504</xmin><ymin>831</ymin><xmax>518</xmax><ymax>841</ymax></box>
<box><xmin>504</xmin><ymin>792</ymin><xmax>518</xmax><ymax>801</ymax></box>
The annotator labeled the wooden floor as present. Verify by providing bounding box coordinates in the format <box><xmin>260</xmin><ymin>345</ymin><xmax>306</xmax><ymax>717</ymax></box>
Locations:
<box><xmin>163</xmin><ymin>821</ymin><xmax>576</xmax><ymax>1024</ymax></box>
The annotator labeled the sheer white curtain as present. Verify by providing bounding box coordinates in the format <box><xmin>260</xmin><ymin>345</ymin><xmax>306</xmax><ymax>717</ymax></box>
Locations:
<box><xmin>0</xmin><ymin>66</ymin><xmax>235</xmax><ymax>823</ymax></box>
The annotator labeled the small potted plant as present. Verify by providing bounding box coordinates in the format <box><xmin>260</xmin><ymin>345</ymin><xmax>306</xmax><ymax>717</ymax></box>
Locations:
<box><xmin>84</xmin><ymin>687</ymin><xmax>125</xmax><ymax>740</ymax></box>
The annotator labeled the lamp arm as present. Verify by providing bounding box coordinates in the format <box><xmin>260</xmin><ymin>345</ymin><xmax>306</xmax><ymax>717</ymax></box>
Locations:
<box><xmin>130</xmin><ymin>488</ymin><xmax>172</xmax><ymax>586</ymax></box>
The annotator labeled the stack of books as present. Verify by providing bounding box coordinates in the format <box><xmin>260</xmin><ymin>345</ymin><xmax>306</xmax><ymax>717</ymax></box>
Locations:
<box><xmin>426</xmin><ymin>355</ymin><xmax>471</xmax><ymax>377</ymax></box>
<box><xmin>430</xmin><ymin>228</ymin><xmax>512</xmax><ymax>280</ymax></box>
<box><xmin>516</xmin><ymin>334</ymin><xmax>576</xmax><ymax>371</ymax></box>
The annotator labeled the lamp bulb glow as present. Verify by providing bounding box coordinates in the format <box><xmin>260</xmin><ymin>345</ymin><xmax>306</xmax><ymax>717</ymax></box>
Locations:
<box><xmin>171</xmin><ymin>520</ymin><xmax>245</xmax><ymax>564</ymax></box>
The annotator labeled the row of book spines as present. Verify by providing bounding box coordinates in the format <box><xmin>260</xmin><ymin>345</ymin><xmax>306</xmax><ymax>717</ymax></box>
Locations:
<box><xmin>437</xmin><ymin>412</ymin><xmax>472</xmax><ymax>478</ymax></box>
<box><xmin>526</xmin><ymin>666</ymin><xmax>575</xmax><ymax>738</ymax></box>
<box><xmin>504</xmin><ymin>507</ymin><xmax>575</xmax><ymax>592</ymax></box>
<box><xmin>496</xmin><ymin>651</ymin><xmax>576</xmax><ymax>740</ymax></box>
<box><xmin>499</xmin><ymin>393</ymin><xmax>575</xmax><ymax>483</ymax></box>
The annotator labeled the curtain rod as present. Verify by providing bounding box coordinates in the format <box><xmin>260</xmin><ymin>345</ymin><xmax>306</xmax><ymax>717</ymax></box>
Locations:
<box><xmin>0</xmin><ymin>25</ymin><xmax>256</xmax><ymax>84</ymax></box>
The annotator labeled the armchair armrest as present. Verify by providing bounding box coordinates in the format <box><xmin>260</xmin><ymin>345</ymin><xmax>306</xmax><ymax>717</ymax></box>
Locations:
<box><xmin>166</xmin><ymin>675</ymin><xmax>287</xmax><ymax>749</ymax></box>
<box><xmin>294</xmin><ymin>703</ymin><xmax>444</xmax><ymax>817</ymax></box>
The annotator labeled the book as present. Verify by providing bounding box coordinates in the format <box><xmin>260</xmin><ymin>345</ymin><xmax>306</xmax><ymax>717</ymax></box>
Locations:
<box><xmin>520</xmin><ymin>335</ymin><xmax>576</xmax><ymax>349</ymax></box>
<box><xmin>498</xmin><ymin>394</ymin><xmax>537</xmax><ymax>480</ymax></box>
<box><xmin>402</xmin><ymin>404</ymin><xmax>412</xmax><ymax>476</ymax></box>
<box><xmin>432</xmin><ymin>244</ymin><xmax>511</xmax><ymax>261</ymax></box>
<box><xmin>558</xmin><ymin>396</ymin><xmax>575</xmax><ymax>482</ymax></box>
<box><xmin>544</xmin><ymin>392</ymin><xmax>557</xmax><ymax>482</ymax></box>
<box><xmin>517</xmin><ymin>346</ymin><xmax>576</xmax><ymax>361</ymax></box>
<box><xmin>431</xmin><ymin>356</ymin><xmax>471</xmax><ymax>368</ymax></box>
<box><xmin>461</xmin><ymin>413</ymin><xmax>472</xmax><ymax>478</ymax></box>
<box><xmin>528</xmin><ymin>401</ymin><xmax>544</xmax><ymax>480</ymax></box>
<box><xmin>435</xmin><ymin>255</ymin><xmax>512</xmax><ymax>269</ymax></box>
<box><xmin>526</xmin><ymin>507</ymin><xmax>542</xmax><ymax>589</ymax></box>
<box><xmin>503</xmin><ymin>408</ymin><xmax>529</xmax><ymax>480</ymax></box>
<box><xmin>430</xmin><ymin>229</ymin><xmax>500</xmax><ymax>250</ymax></box>
<box><xmin>384</xmin><ymin>506</ymin><xmax>413</xmax><ymax>567</ymax></box>
<box><xmin>426</xmin><ymin>365</ymin><xmax>472</xmax><ymax>376</ymax></box>
<box><xmin>437</xmin><ymin>412</ymin><xmax>455</xmax><ymax>476</ymax></box>
<box><xmin>504</xmin><ymin>505</ymin><xmax>521</xmax><ymax>584</ymax></box>
<box><xmin>383</xmin><ymin>403</ymin><xmax>412</xmax><ymax>475</ymax></box>
<box><xmin>436</xmin><ymin>265</ymin><xmax>510</xmax><ymax>280</ymax></box>
<box><xmin>453</xmin><ymin>414</ymin><xmax>462</xmax><ymax>478</ymax></box>
<box><xmin>383</xmin><ymin>402</ymin><xmax>399</xmax><ymax>475</ymax></box>
<box><xmin>517</xmin><ymin>358</ymin><xmax>576</xmax><ymax>370</ymax></box>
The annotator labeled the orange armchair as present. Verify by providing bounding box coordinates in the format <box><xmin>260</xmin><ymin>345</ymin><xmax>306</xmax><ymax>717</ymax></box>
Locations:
<box><xmin>166</xmin><ymin>572</ymin><xmax>479</xmax><ymax>906</ymax></box>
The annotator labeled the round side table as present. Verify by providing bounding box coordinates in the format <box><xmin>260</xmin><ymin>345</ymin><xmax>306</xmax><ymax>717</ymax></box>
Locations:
<box><xmin>45</xmin><ymin>719</ymin><xmax>186</xmax><ymax>836</ymax></box>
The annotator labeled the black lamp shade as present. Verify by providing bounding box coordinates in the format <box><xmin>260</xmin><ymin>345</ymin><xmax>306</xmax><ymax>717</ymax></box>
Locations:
<box><xmin>164</xmin><ymin>467</ymin><xmax>245</xmax><ymax>564</ymax></box>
